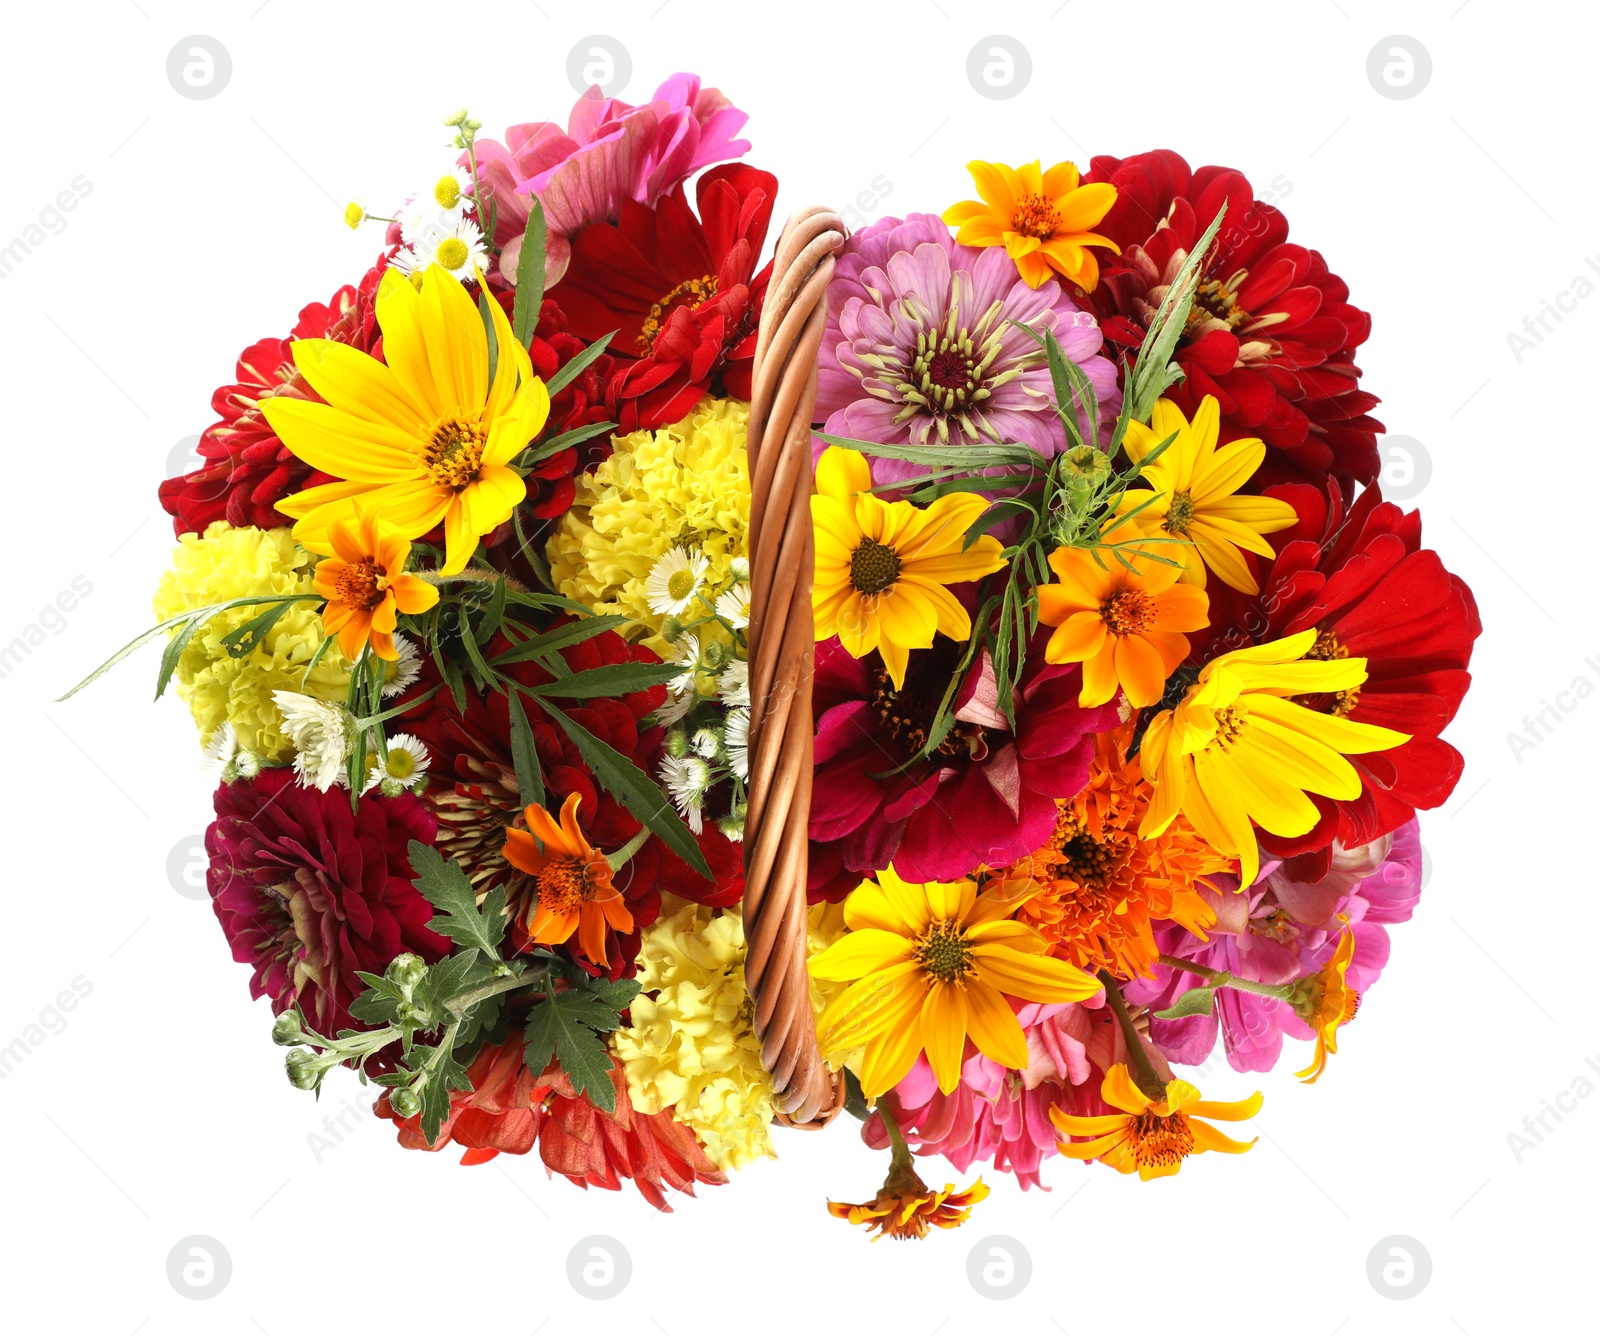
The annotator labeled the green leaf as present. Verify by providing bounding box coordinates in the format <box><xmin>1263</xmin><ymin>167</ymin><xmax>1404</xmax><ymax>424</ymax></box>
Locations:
<box><xmin>1128</xmin><ymin>204</ymin><xmax>1226</xmax><ymax>422</ymax></box>
<box><xmin>542</xmin><ymin>703</ymin><xmax>712</xmax><ymax>880</ymax></box>
<box><xmin>505</xmin><ymin>687</ymin><xmax>546</xmax><ymax>809</ymax></box>
<box><xmin>545</xmin><ymin>331</ymin><xmax>614</xmax><ymax>397</ymax></box>
<box><xmin>962</xmin><ymin>496</ymin><xmax>1036</xmax><ymax>551</ymax></box>
<box><xmin>474</xmin><ymin>575</ymin><xmax>508</xmax><ymax>648</ymax></box>
<box><xmin>417</xmin><ymin>1047</ymin><xmax>472</xmax><ymax>1147</ymax></box>
<box><xmin>154</xmin><ymin>614</ymin><xmax>207</xmax><ymax>700</ymax></box>
<box><xmin>522</xmin><ymin>988</ymin><xmax>624</xmax><ymax>1112</ymax></box>
<box><xmin>408</xmin><ymin>841</ymin><xmax>508</xmax><ymax>959</ymax></box>
<box><xmin>582</xmin><ymin>975</ymin><xmax>642</xmax><ymax>1015</ymax></box>
<box><xmin>814</xmin><ymin>432</ymin><xmax>1047</xmax><ymax>472</ymax></box>
<box><xmin>219</xmin><ymin>596</ymin><xmax>301</xmax><ymax>659</ymax></box>
<box><xmin>530</xmin><ymin>660</ymin><xmax>683</xmax><ymax>701</ymax></box>
<box><xmin>1154</xmin><ymin>986</ymin><xmax>1217</xmax><ymax>1020</ymax></box>
<box><xmin>488</xmin><ymin>614</ymin><xmax>629</xmax><ymax>667</ymax></box>
<box><xmin>423</xmin><ymin>950</ymin><xmax>499</xmax><ymax>1012</ymax></box>
<box><xmin>478</xmin><ymin>289</ymin><xmax>499</xmax><ymax>388</ymax></box>
<box><xmin>518</xmin><ymin>419</ymin><xmax>617</xmax><ymax>471</ymax></box>
<box><xmin>511</xmin><ymin>199</ymin><xmax>548</xmax><ymax>349</ymax></box>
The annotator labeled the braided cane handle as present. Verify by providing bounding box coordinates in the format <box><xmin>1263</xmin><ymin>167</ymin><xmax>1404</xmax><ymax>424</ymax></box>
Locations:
<box><xmin>741</xmin><ymin>207</ymin><xmax>845</xmax><ymax>1125</ymax></box>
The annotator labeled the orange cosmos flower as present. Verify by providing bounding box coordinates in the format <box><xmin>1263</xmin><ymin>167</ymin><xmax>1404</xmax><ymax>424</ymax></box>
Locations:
<box><xmin>1292</xmin><ymin>930</ymin><xmax>1360</xmax><ymax>1084</ymax></box>
<box><xmin>942</xmin><ymin>159</ymin><xmax>1120</xmax><ymax>290</ymax></box>
<box><xmin>828</xmin><ymin>1160</ymin><xmax>988</xmax><ymax>1242</ymax></box>
<box><xmin>308</xmin><ymin>509</ymin><xmax>439</xmax><ymax>661</ymax></box>
<box><xmin>1035</xmin><ymin>525</ymin><xmax>1210</xmax><ymax>708</ymax></box>
<box><xmin>501</xmin><ymin>792</ymin><xmax>632</xmax><ymax>966</ymax></box>
<box><xmin>1051</xmin><ymin>1064</ymin><xmax>1261</xmax><ymax>1180</ymax></box>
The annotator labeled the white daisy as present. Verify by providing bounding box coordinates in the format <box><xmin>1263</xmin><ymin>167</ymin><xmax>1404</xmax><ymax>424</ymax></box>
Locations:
<box><xmin>644</xmin><ymin>546</ymin><xmax>710</xmax><ymax>618</ymax></box>
<box><xmin>659</xmin><ymin>753</ymin><xmax>712</xmax><ymax>834</ymax></box>
<box><xmin>651</xmin><ymin>633</ymin><xmax>702</xmax><ymax>726</ymax></box>
<box><xmin>393</xmin><ymin>215</ymin><xmax>488</xmax><ymax>284</ymax></box>
<box><xmin>690</xmin><ymin>727</ymin><xmax>721</xmax><ymax>760</ymax></box>
<box><xmin>382</xmin><ymin>634</ymin><xmax>423</xmax><ymax>699</ymax></box>
<box><xmin>717</xmin><ymin>656</ymin><xmax>750</xmax><ymax>709</ymax></box>
<box><xmin>201</xmin><ymin>722</ymin><xmax>238</xmax><ymax>777</ymax></box>
<box><xmin>364</xmin><ymin>734</ymin><xmax>432</xmax><ymax>795</ymax></box>
<box><xmin>724</xmin><ymin>707</ymin><xmax>750</xmax><ymax>781</ymax></box>
<box><xmin>272</xmin><ymin>691</ymin><xmax>351</xmax><ymax>792</ymax></box>
<box><xmin>729</xmin><ymin>557</ymin><xmax>750</xmax><ymax>581</ymax></box>
<box><xmin>715</xmin><ymin>581</ymin><xmax>751</xmax><ymax>630</ymax></box>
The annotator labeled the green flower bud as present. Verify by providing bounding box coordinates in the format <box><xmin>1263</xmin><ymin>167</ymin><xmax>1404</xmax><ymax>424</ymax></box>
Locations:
<box><xmin>665</xmin><ymin>726</ymin><xmax>690</xmax><ymax>759</ymax></box>
<box><xmin>700</xmin><ymin>638</ymin><xmax>729</xmax><ymax>671</ymax></box>
<box><xmin>285</xmin><ymin>1049</ymin><xmax>320</xmax><ymax>1091</ymax></box>
<box><xmin>271</xmin><ymin>1011</ymin><xmax>304</xmax><ymax>1046</ymax></box>
<box><xmin>442</xmin><ymin>107</ymin><xmax>469</xmax><ymax>127</ymax></box>
<box><xmin>660</xmin><ymin>615</ymin><xmax>684</xmax><ymax>643</ymax></box>
<box><xmin>387</xmin><ymin>953</ymin><xmax>429</xmax><ymax>992</ymax></box>
<box><xmin>389</xmin><ymin>1086</ymin><xmax>422</xmax><ymax>1119</ymax></box>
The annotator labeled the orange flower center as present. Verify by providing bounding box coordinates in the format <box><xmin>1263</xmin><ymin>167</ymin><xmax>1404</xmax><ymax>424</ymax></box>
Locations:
<box><xmin>423</xmin><ymin>416</ymin><xmax>488</xmax><ymax>490</ymax></box>
<box><xmin>1128</xmin><ymin>1110</ymin><xmax>1195</xmax><ymax>1170</ymax></box>
<box><xmin>1186</xmin><ymin>277</ymin><xmax>1249</xmax><ymax>333</ymax></box>
<box><xmin>1299</xmin><ymin>630</ymin><xmax>1361</xmax><ymax>716</ymax></box>
<box><xmin>850</xmin><ymin>538</ymin><xmax>902</xmax><ymax>595</ymax></box>
<box><xmin>913</xmin><ymin>920</ymin><xmax>975</xmax><ymax>984</ymax></box>
<box><xmin>1100</xmin><ymin>589</ymin><xmax>1156</xmax><ymax>636</ymax></box>
<box><xmin>1341</xmin><ymin>989</ymin><xmax>1362</xmax><ymax>1025</ymax></box>
<box><xmin>1010</xmin><ymin>193</ymin><xmax>1062</xmax><ymax>240</ymax></box>
<box><xmin>333</xmin><ymin>559</ymin><xmax>387</xmax><ymax>611</ymax></box>
<box><xmin>1204</xmin><ymin>704</ymin><xmax>1247</xmax><ymax>753</ymax></box>
<box><xmin>638</xmin><ymin>273</ymin><xmax>718</xmax><ymax>351</ymax></box>
<box><xmin>535</xmin><ymin>854</ymin><xmax>605</xmax><ymax>917</ymax></box>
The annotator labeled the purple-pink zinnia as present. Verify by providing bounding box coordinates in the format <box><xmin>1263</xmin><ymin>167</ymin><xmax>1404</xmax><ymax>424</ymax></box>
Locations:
<box><xmin>815</xmin><ymin>212</ymin><xmax>1119</xmax><ymax>486</ymax></box>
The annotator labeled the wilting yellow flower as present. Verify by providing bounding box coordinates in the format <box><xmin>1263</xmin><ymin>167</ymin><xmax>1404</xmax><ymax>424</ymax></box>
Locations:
<box><xmin>1293</xmin><ymin>930</ymin><xmax>1359</xmax><ymax>1083</ymax></box>
<box><xmin>829</xmin><ymin>1162</ymin><xmax>988</xmax><ymax>1241</ymax></box>
<box><xmin>1138</xmin><ymin>631</ymin><xmax>1411</xmax><ymax>885</ymax></box>
<box><xmin>811</xmin><ymin>447</ymin><xmax>1006</xmax><ymax>690</ymax></box>
<box><xmin>1051</xmin><ymin>1064</ymin><xmax>1261</xmax><ymax>1180</ymax></box>
<box><xmin>308</xmin><ymin>509</ymin><xmax>438</xmax><ymax>662</ymax></box>
<box><xmin>1113</xmin><ymin>396</ymin><xmax>1298</xmax><ymax>595</ymax></box>
<box><xmin>809</xmin><ymin>867</ymin><xmax>1101</xmax><ymax>1097</ymax></box>
<box><xmin>266</xmin><ymin>264</ymin><xmax>550</xmax><ymax>574</ymax></box>
<box><xmin>942</xmin><ymin>159</ymin><xmax>1119</xmax><ymax>290</ymax></box>
<box><xmin>152</xmin><ymin>522</ymin><xmax>351</xmax><ymax>762</ymax></box>
<box><xmin>547</xmin><ymin>396</ymin><xmax>749</xmax><ymax>657</ymax></box>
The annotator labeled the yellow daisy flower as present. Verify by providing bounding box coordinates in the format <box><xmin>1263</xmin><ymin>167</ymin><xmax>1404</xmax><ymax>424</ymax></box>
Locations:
<box><xmin>265</xmin><ymin>264</ymin><xmax>550</xmax><ymax>574</ymax></box>
<box><xmin>942</xmin><ymin>159</ymin><xmax>1120</xmax><ymax>290</ymax></box>
<box><xmin>1113</xmin><ymin>396</ymin><xmax>1299</xmax><ymax>594</ymax></box>
<box><xmin>811</xmin><ymin>447</ymin><xmax>1006</xmax><ymax>690</ymax></box>
<box><xmin>1137</xmin><ymin>630</ymin><xmax>1411</xmax><ymax>885</ymax></box>
<box><xmin>808</xmin><ymin>866</ymin><xmax>1101</xmax><ymax>1098</ymax></box>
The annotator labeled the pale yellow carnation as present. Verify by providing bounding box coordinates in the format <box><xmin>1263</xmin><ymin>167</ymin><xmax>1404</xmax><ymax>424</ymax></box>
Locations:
<box><xmin>151</xmin><ymin>523</ymin><xmax>352</xmax><ymax>762</ymax></box>
<box><xmin>547</xmin><ymin>396</ymin><xmax>749</xmax><ymax>657</ymax></box>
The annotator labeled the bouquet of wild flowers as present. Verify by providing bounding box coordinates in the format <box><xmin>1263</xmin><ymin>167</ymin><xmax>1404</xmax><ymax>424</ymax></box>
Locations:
<box><xmin>69</xmin><ymin>76</ymin><xmax>1478</xmax><ymax>1237</ymax></box>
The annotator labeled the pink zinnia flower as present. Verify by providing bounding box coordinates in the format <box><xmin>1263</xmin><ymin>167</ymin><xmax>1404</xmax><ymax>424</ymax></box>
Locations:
<box><xmin>815</xmin><ymin>213</ymin><xmax>1119</xmax><ymax>486</ymax></box>
<box><xmin>472</xmin><ymin>74</ymin><xmax>750</xmax><ymax>284</ymax></box>
<box><xmin>1126</xmin><ymin>820</ymin><xmax>1424</xmax><ymax>1073</ymax></box>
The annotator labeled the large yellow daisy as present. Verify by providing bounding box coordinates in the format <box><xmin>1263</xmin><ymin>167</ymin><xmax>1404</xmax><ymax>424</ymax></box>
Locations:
<box><xmin>264</xmin><ymin>265</ymin><xmax>550</xmax><ymax>574</ymax></box>
<box><xmin>811</xmin><ymin>447</ymin><xmax>1006</xmax><ymax>690</ymax></box>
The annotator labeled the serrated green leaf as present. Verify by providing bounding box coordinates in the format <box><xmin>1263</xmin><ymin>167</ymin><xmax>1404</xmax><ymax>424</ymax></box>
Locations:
<box><xmin>579</xmin><ymin>974</ymin><xmax>642</xmax><ymax>1018</ymax></box>
<box><xmin>417</xmin><ymin>1047</ymin><xmax>472</xmax><ymax>1147</ymax></box>
<box><xmin>522</xmin><ymin>990</ymin><xmax>622</xmax><ymax>1113</ymax></box>
<box><xmin>512</xmin><ymin>199</ymin><xmax>547</xmax><ymax>349</ymax></box>
<box><xmin>1154</xmin><ymin>986</ymin><xmax>1217</xmax><ymax>1020</ymax></box>
<box><xmin>408</xmin><ymin>842</ymin><xmax>508</xmax><ymax>959</ymax></box>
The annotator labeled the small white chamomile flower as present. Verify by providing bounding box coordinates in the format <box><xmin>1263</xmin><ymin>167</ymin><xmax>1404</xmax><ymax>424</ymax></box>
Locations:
<box><xmin>393</xmin><ymin>215</ymin><xmax>488</xmax><ymax>284</ymax></box>
<box><xmin>724</xmin><ymin>707</ymin><xmax>750</xmax><ymax>781</ymax></box>
<box><xmin>690</xmin><ymin>727</ymin><xmax>721</xmax><ymax>760</ymax></box>
<box><xmin>659</xmin><ymin>753</ymin><xmax>712</xmax><ymax>834</ymax></box>
<box><xmin>644</xmin><ymin>546</ymin><xmax>711</xmax><ymax>618</ymax></box>
<box><xmin>652</xmin><ymin>633</ymin><xmax>702</xmax><ymax>726</ymax></box>
<box><xmin>715</xmin><ymin>581</ymin><xmax>751</xmax><ymax>630</ymax></box>
<box><xmin>364</xmin><ymin>734</ymin><xmax>432</xmax><ymax>795</ymax></box>
<box><xmin>717</xmin><ymin>656</ymin><xmax>750</xmax><ymax>709</ymax></box>
<box><xmin>382</xmin><ymin>634</ymin><xmax>423</xmax><ymax>699</ymax></box>
<box><xmin>729</xmin><ymin>557</ymin><xmax>750</xmax><ymax>581</ymax></box>
<box><xmin>272</xmin><ymin>691</ymin><xmax>351</xmax><ymax>792</ymax></box>
<box><xmin>201</xmin><ymin>721</ymin><xmax>238</xmax><ymax>777</ymax></box>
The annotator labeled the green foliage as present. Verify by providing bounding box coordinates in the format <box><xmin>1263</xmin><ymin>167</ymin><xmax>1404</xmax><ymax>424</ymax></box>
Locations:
<box><xmin>521</xmin><ymin>972</ymin><xmax>641</xmax><ymax>1113</ymax></box>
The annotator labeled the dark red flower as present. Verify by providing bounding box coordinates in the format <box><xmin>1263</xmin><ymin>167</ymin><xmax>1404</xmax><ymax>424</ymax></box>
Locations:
<box><xmin>1215</xmin><ymin>482</ymin><xmax>1481</xmax><ymax>876</ymax></box>
<box><xmin>1080</xmin><ymin>150</ymin><xmax>1382</xmax><ymax>492</ymax></box>
<box><xmin>159</xmin><ymin>257</ymin><xmax>388</xmax><ymax>537</ymax></box>
<box><xmin>376</xmin><ymin>1033</ymin><xmax>727</xmax><ymax>1210</ymax></box>
<box><xmin>809</xmin><ymin>637</ymin><xmax>1119</xmax><ymax>886</ymax></box>
<box><xmin>205</xmin><ymin>767</ymin><xmax>449</xmax><ymax>1034</ymax></box>
<box><xmin>548</xmin><ymin>164</ymin><xmax>777</xmax><ymax>432</ymax></box>
<box><xmin>520</xmin><ymin>297</ymin><xmax>617</xmax><ymax>519</ymax></box>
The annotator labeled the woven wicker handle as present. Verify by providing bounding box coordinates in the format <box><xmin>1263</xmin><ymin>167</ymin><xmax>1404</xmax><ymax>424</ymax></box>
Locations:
<box><xmin>742</xmin><ymin>207</ymin><xmax>845</xmax><ymax>1125</ymax></box>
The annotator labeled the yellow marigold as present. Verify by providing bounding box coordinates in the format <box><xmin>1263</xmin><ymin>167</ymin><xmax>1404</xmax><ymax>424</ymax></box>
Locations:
<box><xmin>614</xmin><ymin>899</ymin><xmax>846</xmax><ymax>1171</ymax></box>
<box><xmin>151</xmin><ymin>523</ymin><xmax>352</xmax><ymax>762</ymax></box>
<box><xmin>546</xmin><ymin>396</ymin><xmax>749</xmax><ymax>657</ymax></box>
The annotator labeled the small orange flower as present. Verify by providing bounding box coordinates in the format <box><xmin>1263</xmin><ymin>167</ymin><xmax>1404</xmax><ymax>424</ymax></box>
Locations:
<box><xmin>1051</xmin><ymin>1064</ymin><xmax>1261</xmax><ymax>1180</ymax></box>
<box><xmin>828</xmin><ymin>1159</ymin><xmax>988</xmax><ymax>1241</ymax></box>
<box><xmin>308</xmin><ymin>509</ymin><xmax>439</xmax><ymax>661</ymax></box>
<box><xmin>942</xmin><ymin>159</ymin><xmax>1120</xmax><ymax>290</ymax></box>
<box><xmin>1293</xmin><ymin>930</ymin><xmax>1359</xmax><ymax>1084</ymax></box>
<box><xmin>1035</xmin><ymin>525</ymin><xmax>1210</xmax><ymax>708</ymax></box>
<box><xmin>501</xmin><ymin>792</ymin><xmax>632</xmax><ymax>966</ymax></box>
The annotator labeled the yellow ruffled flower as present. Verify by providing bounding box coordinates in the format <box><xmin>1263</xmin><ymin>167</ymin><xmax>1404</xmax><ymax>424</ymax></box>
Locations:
<box><xmin>546</xmin><ymin>396</ymin><xmax>749</xmax><ymax>658</ymax></box>
<box><xmin>152</xmin><ymin>523</ymin><xmax>352</xmax><ymax>763</ymax></box>
<box><xmin>613</xmin><ymin>899</ymin><xmax>847</xmax><ymax>1171</ymax></box>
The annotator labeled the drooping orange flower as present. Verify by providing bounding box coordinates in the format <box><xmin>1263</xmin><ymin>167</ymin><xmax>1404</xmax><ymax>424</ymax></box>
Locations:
<box><xmin>942</xmin><ymin>159</ymin><xmax>1120</xmax><ymax>290</ymax></box>
<box><xmin>828</xmin><ymin>1160</ymin><xmax>988</xmax><ymax>1241</ymax></box>
<box><xmin>307</xmin><ymin>508</ymin><xmax>439</xmax><ymax>661</ymax></box>
<box><xmin>1035</xmin><ymin>523</ymin><xmax>1210</xmax><ymax>708</ymax></box>
<box><xmin>1293</xmin><ymin>930</ymin><xmax>1359</xmax><ymax>1083</ymax></box>
<box><xmin>1051</xmin><ymin>1064</ymin><xmax>1261</xmax><ymax>1180</ymax></box>
<box><xmin>1002</xmin><ymin>727</ymin><xmax>1235</xmax><ymax>979</ymax></box>
<box><xmin>501</xmin><ymin>792</ymin><xmax>632</xmax><ymax>966</ymax></box>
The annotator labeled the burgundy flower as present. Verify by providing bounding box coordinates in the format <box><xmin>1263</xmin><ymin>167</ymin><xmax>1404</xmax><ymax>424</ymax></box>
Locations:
<box><xmin>809</xmin><ymin>637</ymin><xmax>1119</xmax><ymax>886</ymax></box>
<box><xmin>205</xmin><ymin>767</ymin><xmax>449</xmax><ymax>1034</ymax></box>
<box><xmin>520</xmin><ymin>297</ymin><xmax>617</xmax><ymax>519</ymax></box>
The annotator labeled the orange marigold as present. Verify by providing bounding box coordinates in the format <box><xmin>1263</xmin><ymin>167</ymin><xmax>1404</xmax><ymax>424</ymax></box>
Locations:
<box><xmin>828</xmin><ymin>1159</ymin><xmax>988</xmax><ymax>1241</ymax></box>
<box><xmin>1003</xmin><ymin>726</ymin><xmax>1234</xmax><ymax>979</ymax></box>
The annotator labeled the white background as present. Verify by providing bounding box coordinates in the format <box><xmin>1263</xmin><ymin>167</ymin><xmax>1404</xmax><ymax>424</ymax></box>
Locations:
<box><xmin>0</xmin><ymin>1</ymin><xmax>1588</xmax><ymax>1331</ymax></box>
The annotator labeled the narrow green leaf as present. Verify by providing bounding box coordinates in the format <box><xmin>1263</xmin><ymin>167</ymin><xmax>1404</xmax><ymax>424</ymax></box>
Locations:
<box><xmin>506</xmin><ymin>687</ymin><xmax>546</xmax><ymax>810</ymax></box>
<box><xmin>518</xmin><ymin>419</ymin><xmax>617</xmax><ymax>471</ymax></box>
<box><xmin>545</xmin><ymin>331</ymin><xmax>615</xmax><ymax>397</ymax></box>
<box><xmin>511</xmin><ymin>198</ymin><xmax>548</xmax><ymax>350</ymax></box>
<box><xmin>154</xmin><ymin>615</ymin><xmax>207</xmax><ymax>701</ymax></box>
<box><xmin>219</xmin><ymin>597</ymin><xmax>300</xmax><ymax>659</ymax></box>
<box><xmin>488</xmin><ymin>615</ymin><xmax>629</xmax><ymax>667</ymax></box>
<box><xmin>530</xmin><ymin>661</ymin><xmax>682</xmax><ymax>701</ymax></box>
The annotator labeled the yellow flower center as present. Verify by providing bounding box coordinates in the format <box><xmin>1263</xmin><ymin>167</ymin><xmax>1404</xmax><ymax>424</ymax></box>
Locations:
<box><xmin>849</xmin><ymin>539</ymin><xmax>902</xmax><ymax>596</ymax></box>
<box><xmin>386</xmin><ymin>749</ymin><xmax>417</xmax><ymax>779</ymax></box>
<box><xmin>1162</xmin><ymin>491</ymin><xmax>1196</xmax><ymax>537</ymax></box>
<box><xmin>666</xmin><ymin>568</ymin><xmax>698</xmax><ymax>601</ymax></box>
<box><xmin>1204</xmin><ymin>704</ymin><xmax>1247</xmax><ymax>753</ymax></box>
<box><xmin>913</xmin><ymin>919</ymin><xmax>975</xmax><ymax>984</ymax></box>
<box><xmin>1187</xmin><ymin>278</ymin><xmax>1249</xmax><ymax>333</ymax></box>
<box><xmin>1128</xmin><ymin>1110</ymin><xmax>1195</xmax><ymax>1170</ymax></box>
<box><xmin>422</xmin><ymin>416</ymin><xmax>488</xmax><ymax>490</ymax></box>
<box><xmin>1010</xmin><ymin>193</ymin><xmax>1062</xmax><ymax>240</ymax></box>
<box><xmin>435</xmin><ymin>236</ymin><xmax>471</xmax><ymax>271</ymax></box>
<box><xmin>434</xmin><ymin>175</ymin><xmax>462</xmax><ymax>209</ymax></box>
<box><xmin>638</xmin><ymin>274</ymin><xmax>719</xmax><ymax>351</ymax></box>
<box><xmin>1100</xmin><ymin>588</ymin><xmax>1156</xmax><ymax>636</ymax></box>
<box><xmin>333</xmin><ymin>559</ymin><xmax>388</xmax><ymax>610</ymax></box>
<box><xmin>535</xmin><ymin>856</ymin><xmax>600</xmax><ymax>916</ymax></box>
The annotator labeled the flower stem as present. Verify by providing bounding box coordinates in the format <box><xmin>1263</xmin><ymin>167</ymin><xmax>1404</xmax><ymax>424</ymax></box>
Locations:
<box><xmin>605</xmin><ymin>825</ymin><xmax>653</xmax><ymax>872</ymax></box>
<box><xmin>1156</xmin><ymin>954</ymin><xmax>1297</xmax><ymax>1001</ymax></box>
<box><xmin>876</xmin><ymin>1096</ymin><xmax>913</xmax><ymax>1169</ymax></box>
<box><xmin>419</xmin><ymin>568</ymin><xmax>530</xmax><ymax>595</ymax></box>
<box><xmin>1097</xmin><ymin>970</ymin><xmax>1168</xmax><ymax>1101</ymax></box>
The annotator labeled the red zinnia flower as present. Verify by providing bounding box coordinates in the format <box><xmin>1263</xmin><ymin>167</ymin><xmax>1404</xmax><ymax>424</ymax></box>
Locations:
<box><xmin>1080</xmin><ymin>150</ymin><xmax>1382</xmax><ymax>492</ymax></box>
<box><xmin>159</xmin><ymin>257</ymin><xmax>388</xmax><ymax>536</ymax></box>
<box><xmin>809</xmin><ymin>637</ymin><xmax>1119</xmax><ymax>888</ymax></box>
<box><xmin>548</xmin><ymin>164</ymin><xmax>777</xmax><ymax>432</ymax></box>
<box><xmin>376</xmin><ymin>1033</ymin><xmax>727</xmax><ymax>1211</ymax></box>
<box><xmin>1216</xmin><ymin>482</ymin><xmax>1481</xmax><ymax>876</ymax></box>
<box><xmin>205</xmin><ymin>767</ymin><xmax>450</xmax><ymax>1034</ymax></box>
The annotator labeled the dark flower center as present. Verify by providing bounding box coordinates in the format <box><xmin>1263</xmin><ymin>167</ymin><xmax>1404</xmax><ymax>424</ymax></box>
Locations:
<box><xmin>639</xmin><ymin>273</ymin><xmax>719</xmax><ymax>351</ymax></box>
<box><xmin>1162</xmin><ymin>491</ymin><xmax>1196</xmax><ymax>536</ymax></box>
<box><xmin>1187</xmin><ymin>277</ymin><xmax>1249</xmax><ymax>333</ymax></box>
<box><xmin>1048</xmin><ymin>808</ymin><xmax>1121</xmax><ymax>891</ymax></box>
<box><xmin>850</xmin><ymin>539</ymin><xmax>902</xmax><ymax>595</ymax></box>
<box><xmin>868</xmin><ymin>642</ymin><xmax>983</xmax><ymax>761</ymax></box>
<box><xmin>909</xmin><ymin>332</ymin><xmax>991</xmax><ymax>416</ymax></box>
<box><xmin>913</xmin><ymin>919</ymin><xmax>975</xmax><ymax>984</ymax></box>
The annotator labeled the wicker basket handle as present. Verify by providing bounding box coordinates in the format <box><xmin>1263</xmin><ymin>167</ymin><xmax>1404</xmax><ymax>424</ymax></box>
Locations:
<box><xmin>741</xmin><ymin>207</ymin><xmax>844</xmax><ymax>1125</ymax></box>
